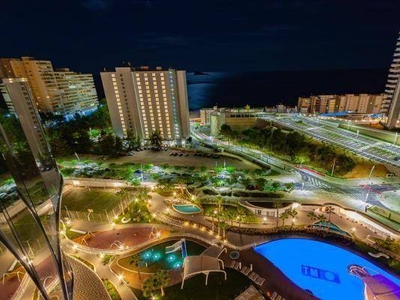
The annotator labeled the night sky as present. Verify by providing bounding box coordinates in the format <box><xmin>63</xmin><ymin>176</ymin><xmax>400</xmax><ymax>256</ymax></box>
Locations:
<box><xmin>1</xmin><ymin>0</ymin><xmax>400</xmax><ymax>73</ymax></box>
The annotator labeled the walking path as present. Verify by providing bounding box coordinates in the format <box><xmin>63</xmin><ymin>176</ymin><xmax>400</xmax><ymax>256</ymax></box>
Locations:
<box><xmin>64</xmin><ymin>240</ymin><xmax>138</xmax><ymax>300</ymax></box>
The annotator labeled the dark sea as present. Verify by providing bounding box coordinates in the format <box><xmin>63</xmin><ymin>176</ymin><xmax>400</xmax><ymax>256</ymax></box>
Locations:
<box><xmin>93</xmin><ymin>69</ymin><xmax>388</xmax><ymax>111</ymax></box>
<box><xmin>186</xmin><ymin>69</ymin><xmax>387</xmax><ymax>110</ymax></box>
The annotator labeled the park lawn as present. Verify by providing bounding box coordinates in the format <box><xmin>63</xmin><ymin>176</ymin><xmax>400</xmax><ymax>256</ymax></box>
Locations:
<box><xmin>62</xmin><ymin>188</ymin><xmax>121</xmax><ymax>213</ymax></box>
<box><xmin>12</xmin><ymin>210</ymin><xmax>46</xmax><ymax>244</ymax></box>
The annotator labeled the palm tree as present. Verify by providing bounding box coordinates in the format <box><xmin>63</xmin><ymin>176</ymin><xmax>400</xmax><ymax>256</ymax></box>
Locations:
<box><xmin>142</xmin><ymin>276</ymin><xmax>158</xmax><ymax>298</ymax></box>
<box><xmin>217</xmin><ymin>211</ymin><xmax>225</xmax><ymax>236</ymax></box>
<box><xmin>226</xmin><ymin>209</ymin><xmax>235</xmax><ymax>226</ymax></box>
<box><xmin>205</xmin><ymin>210</ymin><xmax>216</xmax><ymax>232</ymax></box>
<box><xmin>217</xmin><ymin>196</ymin><xmax>223</xmax><ymax>213</ymax></box>
<box><xmin>307</xmin><ymin>211</ymin><xmax>318</xmax><ymax>224</ymax></box>
<box><xmin>219</xmin><ymin>221</ymin><xmax>227</xmax><ymax>239</ymax></box>
<box><xmin>279</xmin><ymin>212</ymin><xmax>289</xmax><ymax>227</ymax></box>
<box><xmin>129</xmin><ymin>254</ymin><xmax>143</xmax><ymax>279</ymax></box>
<box><xmin>324</xmin><ymin>205</ymin><xmax>334</xmax><ymax>231</ymax></box>
<box><xmin>273</xmin><ymin>202</ymin><xmax>283</xmax><ymax>228</ymax></box>
<box><xmin>149</xmin><ymin>130</ymin><xmax>163</xmax><ymax>150</ymax></box>
<box><xmin>288</xmin><ymin>209</ymin><xmax>298</xmax><ymax>228</ymax></box>
<box><xmin>316</xmin><ymin>214</ymin><xmax>327</xmax><ymax>229</ymax></box>
<box><xmin>236</xmin><ymin>209</ymin><xmax>246</xmax><ymax>229</ymax></box>
<box><xmin>155</xmin><ymin>269</ymin><xmax>169</xmax><ymax>297</ymax></box>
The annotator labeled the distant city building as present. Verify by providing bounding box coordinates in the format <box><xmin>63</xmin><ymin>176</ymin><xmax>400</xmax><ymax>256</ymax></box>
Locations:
<box><xmin>202</xmin><ymin>104</ymin><xmax>297</xmax><ymax>129</ymax></box>
<box><xmin>54</xmin><ymin>68</ymin><xmax>98</xmax><ymax>116</ymax></box>
<box><xmin>207</xmin><ymin>105</ymin><xmax>298</xmax><ymax>136</ymax></box>
<box><xmin>0</xmin><ymin>78</ymin><xmax>74</xmax><ymax>299</ymax></box>
<box><xmin>207</xmin><ymin>107</ymin><xmax>263</xmax><ymax>136</ymax></box>
<box><xmin>298</xmin><ymin>94</ymin><xmax>383</xmax><ymax>115</ymax></box>
<box><xmin>298</xmin><ymin>97</ymin><xmax>313</xmax><ymax>114</ymax></box>
<box><xmin>382</xmin><ymin>31</ymin><xmax>400</xmax><ymax>128</ymax></box>
<box><xmin>200</xmin><ymin>105</ymin><xmax>218</xmax><ymax>124</ymax></box>
<box><xmin>101</xmin><ymin>66</ymin><xmax>190</xmax><ymax>144</ymax></box>
<box><xmin>0</xmin><ymin>57</ymin><xmax>98</xmax><ymax>115</ymax></box>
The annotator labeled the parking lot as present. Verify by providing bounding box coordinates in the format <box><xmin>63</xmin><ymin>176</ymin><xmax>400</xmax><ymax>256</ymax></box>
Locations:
<box><xmin>105</xmin><ymin>149</ymin><xmax>260</xmax><ymax>170</ymax></box>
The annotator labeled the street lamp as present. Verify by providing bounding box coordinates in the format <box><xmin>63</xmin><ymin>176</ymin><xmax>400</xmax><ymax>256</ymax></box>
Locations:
<box><xmin>118</xmin><ymin>274</ymin><xmax>124</xmax><ymax>284</ymax></box>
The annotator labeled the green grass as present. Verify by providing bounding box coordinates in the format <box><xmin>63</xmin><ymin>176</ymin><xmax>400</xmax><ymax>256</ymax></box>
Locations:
<box><xmin>103</xmin><ymin>279</ymin><xmax>122</xmax><ymax>300</ymax></box>
<box><xmin>12</xmin><ymin>210</ymin><xmax>45</xmax><ymax>244</ymax></box>
<box><xmin>65</xmin><ymin>227</ymin><xmax>84</xmax><ymax>240</ymax></box>
<box><xmin>117</xmin><ymin>200</ymin><xmax>152</xmax><ymax>224</ymax></box>
<box><xmin>70</xmin><ymin>255</ymin><xmax>95</xmax><ymax>271</ymax></box>
<box><xmin>118</xmin><ymin>241</ymin><xmax>206</xmax><ymax>273</ymax></box>
<box><xmin>62</xmin><ymin>188</ymin><xmax>121</xmax><ymax>212</ymax></box>
<box><xmin>161</xmin><ymin>269</ymin><xmax>251</xmax><ymax>300</ymax></box>
<box><xmin>202</xmin><ymin>204</ymin><xmax>257</xmax><ymax>223</ymax></box>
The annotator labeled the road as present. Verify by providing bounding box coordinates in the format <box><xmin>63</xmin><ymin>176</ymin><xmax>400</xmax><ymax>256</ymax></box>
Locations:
<box><xmin>190</xmin><ymin>123</ymin><xmax>399</xmax><ymax>224</ymax></box>
<box><xmin>259</xmin><ymin>114</ymin><xmax>400</xmax><ymax>168</ymax></box>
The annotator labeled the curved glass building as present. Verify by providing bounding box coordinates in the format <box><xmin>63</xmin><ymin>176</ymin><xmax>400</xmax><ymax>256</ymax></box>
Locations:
<box><xmin>0</xmin><ymin>78</ymin><xmax>73</xmax><ymax>299</ymax></box>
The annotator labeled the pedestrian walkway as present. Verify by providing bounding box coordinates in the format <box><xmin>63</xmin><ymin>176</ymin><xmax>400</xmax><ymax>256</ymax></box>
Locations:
<box><xmin>68</xmin><ymin>257</ymin><xmax>111</xmax><ymax>300</ymax></box>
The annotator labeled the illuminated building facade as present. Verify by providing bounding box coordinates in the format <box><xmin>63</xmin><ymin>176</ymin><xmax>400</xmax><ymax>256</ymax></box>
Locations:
<box><xmin>101</xmin><ymin>66</ymin><xmax>190</xmax><ymax>144</ymax></box>
<box><xmin>0</xmin><ymin>78</ymin><xmax>73</xmax><ymax>299</ymax></box>
<box><xmin>382</xmin><ymin>31</ymin><xmax>400</xmax><ymax>128</ymax></box>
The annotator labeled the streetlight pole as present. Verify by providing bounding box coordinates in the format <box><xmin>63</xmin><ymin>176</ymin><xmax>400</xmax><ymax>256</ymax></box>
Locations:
<box><xmin>368</xmin><ymin>165</ymin><xmax>375</xmax><ymax>183</ymax></box>
<box><xmin>331</xmin><ymin>158</ymin><xmax>336</xmax><ymax>177</ymax></box>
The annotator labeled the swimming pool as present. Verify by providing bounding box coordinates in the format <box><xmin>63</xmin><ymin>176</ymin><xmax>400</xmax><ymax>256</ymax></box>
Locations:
<box><xmin>172</xmin><ymin>204</ymin><xmax>202</xmax><ymax>214</ymax></box>
<box><xmin>254</xmin><ymin>238</ymin><xmax>400</xmax><ymax>300</ymax></box>
<box><xmin>312</xmin><ymin>221</ymin><xmax>351</xmax><ymax>237</ymax></box>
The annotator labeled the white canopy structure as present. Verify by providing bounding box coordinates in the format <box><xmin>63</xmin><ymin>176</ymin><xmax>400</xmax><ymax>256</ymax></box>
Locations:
<box><xmin>181</xmin><ymin>255</ymin><xmax>226</xmax><ymax>289</ymax></box>
<box><xmin>201</xmin><ymin>244</ymin><xmax>227</xmax><ymax>258</ymax></box>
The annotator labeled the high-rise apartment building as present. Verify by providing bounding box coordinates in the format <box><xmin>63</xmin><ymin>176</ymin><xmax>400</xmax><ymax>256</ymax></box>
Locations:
<box><xmin>54</xmin><ymin>68</ymin><xmax>98</xmax><ymax>115</ymax></box>
<box><xmin>0</xmin><ymin>78</ymin><xmax>73</xmax><ymax>299</ymax></box>
<box><xmin>0</xmin><ymin>58</ymin><xmax>15</xmax><ymax>78</ymax></box>
<box><xmin>344</xmin><ymin>94</ymin><xmax>360</xmax><ymax>112</ymax></box>
<box><xmin>382</xmin><ymin>31</ymin><xmax>400</xmax><ymax>128</ymax></box>
<box><xmin>5</xmin><ymin>57</ymin><xmax>61</xmax><ymax>112</ymax></box>
<box><xmin>298</xmin><ymin>97</ymin><xmax>313</xmax><ymax>114</ymax></box>
<box><xmin>298</xmin><ymin>94</ymin><xmax>384</xmax><ymax>115</ymax></box>
<box><xmin>101</xmin><ymin>66</ymin><xmax>190</xmax><ymax>143</ymax></box>
<box><xmin>0</xmin><ymin>57</ymin><xmax>98</xmax><ymax>115</ymax></box>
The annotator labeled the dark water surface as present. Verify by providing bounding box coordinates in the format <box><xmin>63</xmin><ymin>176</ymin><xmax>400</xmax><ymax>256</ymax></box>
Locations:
<box><xmin>186</xmin><ymin>69</ymin><xmax>387</xmax><ymax>110</ymax></box>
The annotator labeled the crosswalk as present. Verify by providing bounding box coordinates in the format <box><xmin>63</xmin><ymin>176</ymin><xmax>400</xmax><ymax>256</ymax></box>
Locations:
<box><xmin>297</xmin><ymin>174</ymin><xmax>332</xmax><ymax>191</ymax></box>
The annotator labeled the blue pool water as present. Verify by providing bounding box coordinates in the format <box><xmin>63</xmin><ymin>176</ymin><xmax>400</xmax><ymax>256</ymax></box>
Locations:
<box><xmin>172</xmin><ymin>204</ymin><xmax>201</xmax><ymax>214</ymax></box>
<box><xmin>254</xmin><ymin>238</ymin><xmax>400</xmax><ymax>300</ymax></box>
<box><xmin>312</xmin><ymin>221</ymin><xmax>351</xmax><ymax>237</ymax></box>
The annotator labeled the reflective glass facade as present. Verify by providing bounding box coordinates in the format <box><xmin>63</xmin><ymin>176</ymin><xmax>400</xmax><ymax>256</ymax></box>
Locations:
<box><xmin>0</xmin><ymin>78</ymin><xmax>73</xmax><ymax>299</ymax></box>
